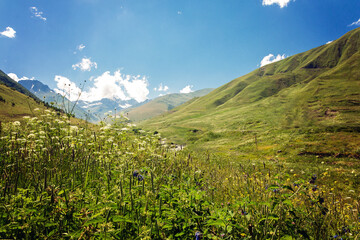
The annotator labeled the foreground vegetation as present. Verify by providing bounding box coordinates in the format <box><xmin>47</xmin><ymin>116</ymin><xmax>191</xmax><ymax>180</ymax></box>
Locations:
<box><xmin>0</xmin><ymin>109</ymin><xmax>359</xmax><ymax>239</ymax></box>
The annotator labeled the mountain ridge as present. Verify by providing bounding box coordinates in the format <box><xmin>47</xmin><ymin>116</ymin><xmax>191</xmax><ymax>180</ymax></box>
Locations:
<box><xmin>140</xmin><ymin>28</ymin><xmax>360</xmax><ymax>156</ymax></box>
<box><xmin>124</xmin><ymin>88</ymin><xmax>214</xmax><ymax>122</ymax></box>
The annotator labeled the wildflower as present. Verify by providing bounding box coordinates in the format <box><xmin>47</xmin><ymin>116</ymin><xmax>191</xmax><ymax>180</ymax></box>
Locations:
<box><xmin>195</xmin><ymin>231</ymin><xmax>202</xmax><ymax>240</ymax></box>
<box><xmin>137</xmin><ymin>175</ymin><xmax>144</xmax><ymax>181</ymax></box>
<box><xmin>312</xmin><ymin>185</ymin><xmax>318</xmax><ymax>191</ymax></box>
<box><xmin>293</xmin><ymin>183</ymin><xmax>299</xmax><ymax>187</ymax></box>
<box><xmin>241</xmin><ymin>209</ymin><xmax>248</xmax><ymax>215</ymax></box>
<box><xmin>309</xmin><ymin>174</ymin><xmax>317</xmax><ymax>184</ymax></box>
<box><xmin>342</xmin><ymin>226</ymin><xmax>349</xmax><ymax>233</ymax></box>
<box><xmin>70</xmin><ymin>126</ymin><xmax>78</xmax><ymax>132</ymax></box>
<box><xmin>27</xmin><ymin>134</ymin><xmax>36</xmax><ymax>139</ymax></box>
<box><xmin>273</xmin><ymin>189</ymin><xmax>280</xmax><ymax>193</ymax></box>
<box><xmin>13</xmin><ymin>121</ymin><xmax>21</xmax><ymax>126</ymax></box>
<box><xmin>133</xmin><ymin>170</ymin><xmax>139</xmax><ymax>177</ymax></box>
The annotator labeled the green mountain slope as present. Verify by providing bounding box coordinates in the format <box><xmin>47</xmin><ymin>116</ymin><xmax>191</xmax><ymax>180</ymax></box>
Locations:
<box><xmin>0</xmin><ymin>84</ymin><xmax>47</xmax><ymax>121</ymax></box>
<box><xmin>124</xmin><ymin>88</ymin><xmax>214</xmax><ymax>122</ymax></box>
<box><xmin>0</xmin><ymin>70</ymin><xmax>40</xmax><ymax>102</ymax></box>
<box><xmin>141</xmin><ymin>28</ymin><xmax>360</xmax><ymax>157</ymax></box>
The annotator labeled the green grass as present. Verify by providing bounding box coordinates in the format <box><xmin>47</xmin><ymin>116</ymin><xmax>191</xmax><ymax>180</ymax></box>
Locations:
<box><xmin>0</xmin><ymin>84</ymin><xmax>47</xmax><ymax>121</ymax></box>
<box><xmin>139</xmin><ymin>28</ymin><xmax>360</xmax><ymax>160</ymax></box>
<box><xmin>1</xmin><ymin>112</ymin><xmax>359</xmax><ymax>239</ymax></box>
<box><xmin>1</xmin><ymin>27</ymin><xmax>360</xmax><ymax>240</ymax></box>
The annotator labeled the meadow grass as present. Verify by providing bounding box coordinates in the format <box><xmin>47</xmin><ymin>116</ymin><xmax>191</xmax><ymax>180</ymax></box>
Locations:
<box><xmin>0</xmin><ymin>110</ymin><xmax>359</xmax><ymax>239</ymax></box>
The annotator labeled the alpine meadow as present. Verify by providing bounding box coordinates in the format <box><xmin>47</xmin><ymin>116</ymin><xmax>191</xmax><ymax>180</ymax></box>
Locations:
<box><xmin>1</xmin><ymin>1</ymin><xmax>360</xmax><ymax>239</ymax></box>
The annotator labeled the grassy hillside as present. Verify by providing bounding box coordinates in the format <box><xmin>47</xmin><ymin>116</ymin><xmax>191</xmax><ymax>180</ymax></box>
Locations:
<box><xmin>140</xmin><ymin>28</ymin><xmax>360</xmax><ymax>159</ymax></box>
<box><xmin>0</xmin><ymin>84</ymin><xmax>48</xmax><ymax>121</ymax></box>
<box><xmin>1</xmin><ymin>109</ymin><xmax>359</xmax><ymax>239</ymax></box>
<box><xmin>124</xmin><ymin>88</ymin><xmax>214</xmax><ymax>122</ymax></box>
<box><xmin>0</xmin><ymin>70</ymin><xmax>40</xmax><ymax>101</ymax></box>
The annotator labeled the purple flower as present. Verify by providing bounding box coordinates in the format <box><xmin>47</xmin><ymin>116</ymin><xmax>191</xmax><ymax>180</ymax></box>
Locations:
<box><xmin>309</xmin><ymin>174</ymin><xmax>317</xmax><ymax>184</ymax></box>
<box><xmin>137</xmin><ymin>174</ymin><xmax>144</xmax><ymax>181</ymax></box>
<box><xmin>195</xmin><ymin>231</ymin><xmax>202</xmax><ymax>240</ymax></box>
<box><xmin>133</xmin><ymin>170</ymin><xmax>139</xmax><ymax>177</ymax></box>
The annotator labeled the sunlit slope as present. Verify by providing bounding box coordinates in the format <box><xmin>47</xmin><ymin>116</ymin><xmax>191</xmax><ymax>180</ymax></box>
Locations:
<box><xmin>0</xmin><ymin>70</ymin><xmax>40</xmax><ymax>101</ymax></box>
<box><xmin>141</xmin><ymin>28</ymin><xmax>360</xmax><ymax>153</ymax></box>
<box><xmin>0</xmin><ymin>84</ymin><xmax>47</xmax><ymax>121</ymax></box>
<box><xmin>125</xmin><ymin>88</ymin><xmax>213</xmax><ymax>122</ymax></box>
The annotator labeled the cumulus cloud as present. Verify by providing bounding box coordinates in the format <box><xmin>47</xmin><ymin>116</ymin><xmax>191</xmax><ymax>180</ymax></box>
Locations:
<box><xmin>30</xmin><ymin>7</ymin><xmax>47</xmax><ymax>21</ymax></box>
<box><xmin>262</xmin><ymin>0</ymin><xmax>292</xmax><ymax>8</ymax></box>
<box><xmin>0</xmin><ymin>27</ymin><xmax>16</xmax><ymax>38</ymax></box>
<box><xmin>55</xmin><ymin>70</ymin><xmax>149</xmax><ymax>103</ymax></box>
<box><xmin>260</xmin><ymin>54</ymin><xmax>286</xmax><ymax>67</ymax></box>
<box><xmin>72</xmin><ymin>57</ymin><xmax>98</xmax><ymax>71</ymax></box>
<box><xmin>154</xmin><ymin>83</ymin><xmax>169</xmax><ymax>92</ymax></box>
<box><xmin>180</xmin><ymin>85</ymin><xmax>193</xmax><ymax>94</ymax></box>
<box><xmin>84</xmin><ymin>71</ymin><xmax>128</xmax><ymax>101</ymax></box>
<box><xmin>349</xmin><ymin>18</ymin><xmax>360</xmax><ymax>27</ymax></box>
<box><xmin>54</xmin><ymin>75</ymin><xmax>84</xmax><ymax>101</ymax></box>
<box><xmin>7</xmin><ymin>73</ymin><xmax>34</xmax><ymax>82</ymax></box>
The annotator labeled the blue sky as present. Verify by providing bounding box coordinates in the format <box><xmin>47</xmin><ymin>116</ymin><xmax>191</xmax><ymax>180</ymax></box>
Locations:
<box><xmin>1</xmin><ymin>0</ymin><xmax>359</xmax><ymax>102</ymax></box>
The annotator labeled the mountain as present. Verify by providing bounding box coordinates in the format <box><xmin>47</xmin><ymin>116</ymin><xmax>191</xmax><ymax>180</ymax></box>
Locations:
<box><xmin>0</xmin><ymin>70</ymin><xmax>40</xmax><ymax>102</ymax></box>
<box><xmin>19</xmin><ymin>79</ymin><xmax>53</xmax><ymax>94</ymax></box>
<box><xmin>140</xmin><ymin>28</ymin><xmax>360</xmax><ymax>157</ymax></box>
<box><xmin>77</xmin><ymin>98</ymin><xmax>140</xmax><ymax>121</ymax></box>
<box><xmin>123</xmin><ymin>88</ymin><xmax>214</xmax><ymax>122</ymax></box>
<box><xmin>19</xmin><ymin>80</ymin><xmax>97</xmax><ymax>122</ymax></box>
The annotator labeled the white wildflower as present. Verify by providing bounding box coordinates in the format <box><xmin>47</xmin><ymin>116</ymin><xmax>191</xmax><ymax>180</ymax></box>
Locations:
<box><xmin>13</xmin><ymin>121</ymin><xmax>21</xmax><ymax>126</ymax></box>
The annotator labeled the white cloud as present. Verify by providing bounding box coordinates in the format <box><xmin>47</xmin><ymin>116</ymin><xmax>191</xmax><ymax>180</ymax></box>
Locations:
<box><xmin>54</xmin><ymin>70</ymin><xmax>149</xmax><ymax>103</ymax></box>
<box><xmin>30</xmin><ymin>7</ymin><xmax>47</xmax><ymax>21</ymax></box>
<box><xmin>54</xmin><ymin>75</ymin><xmax>83</xmax><ymax>101</ymax></box>
<box><xmin>121</xmin><ymin>74</ymin><xmax>149</xmax><ymax>103</ymax></box>
<box><xmin>349</xmin><ymin>18</ymin><xmax>360</xmax><ymax>27</ymax></box>
<box><xmin>260</xmin><ymin>54</ymin><xmax>286</xmax><ymax>67</ymax></box>
<box><xmin>72</xmin><ymin>57</ymin><xmax>98</xmax><ymax>71</ymax></box>
<box><xmin>177</xmin><ymin>11</ymin><xmax>182</xmax><ymax>15</ymax></box>
<box><xmin>154</xmin><ymin>83</ymin><xmax>169</xmax><ymax>92</ymax></box>
<box><xmin>77</xmin><ymin>44</ymin><xmax>86</xmax><ymax>51</ymax></box>
<box><xmin>180</xmin><ymin>85</ymin><xmax>193</xmax><ymax>94</ymax></box>
<box><xmin>119</xmin><ymin>103</ymin><xmax>132</xmax><ymax>109</ymax></box>
<box><xmin>0</xmin><ymin>27</ymin><xmax>16</xmax><ymax>38</ymax></box>
<box><xmin>84</xmin><ymin>71</ymin><xmax>129</xmax><ymax>102</ymax></box>
<box><xmin>262</xmin><ymin>0</ymin><xmax>292</xmax><ymax>8</ymax></box>
<box><xmin>7</xmin><ymin>73</ymin><xmax>34</xmax><ymax>82</ymax></box>
<box><xmin>326</xmin><ymin>40</ymin><xmax>333</xmax><ymax>45</ymax></box>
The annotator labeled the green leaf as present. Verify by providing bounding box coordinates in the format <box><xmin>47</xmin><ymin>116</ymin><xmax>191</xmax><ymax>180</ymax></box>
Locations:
<box><xmin>175</xmin><ymin>232</ymin><xmax>185</xmax><ymax>237</ymax></box>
